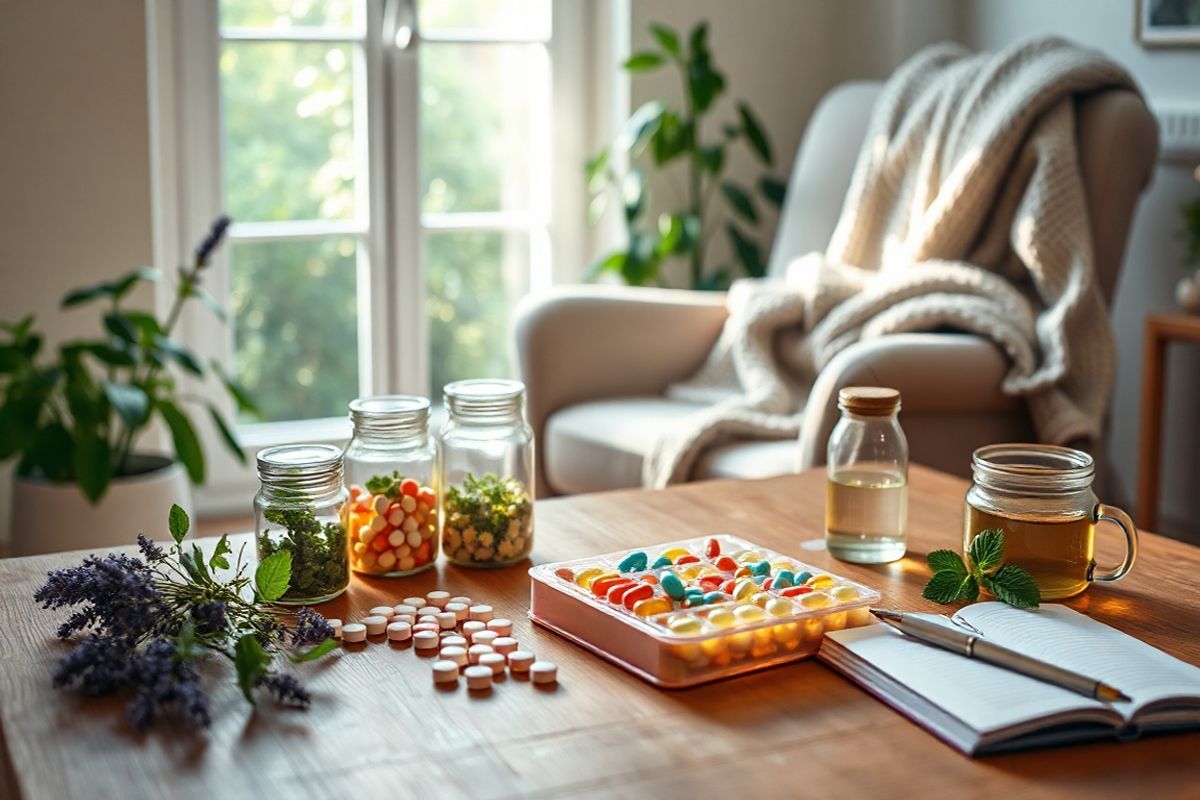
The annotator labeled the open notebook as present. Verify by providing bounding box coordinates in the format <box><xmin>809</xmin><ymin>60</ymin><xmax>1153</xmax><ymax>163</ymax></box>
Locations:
<box><xmin>819</xmin><ymin>603</ymin><xmax>1200</xmax><ymax>755</ymax></box>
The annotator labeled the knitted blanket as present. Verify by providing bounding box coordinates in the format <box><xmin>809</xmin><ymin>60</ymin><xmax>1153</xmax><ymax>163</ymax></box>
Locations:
<box><xmin>645</xmin><ymin>37</ymin><xmax>1137</xmax><ymax>488</ymax></box>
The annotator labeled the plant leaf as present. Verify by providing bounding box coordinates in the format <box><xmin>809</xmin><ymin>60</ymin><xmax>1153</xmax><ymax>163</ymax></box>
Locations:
<box><xmin>621</xmin><ymin>168</ymin><xmax>646</xmax><ymax>223</ymax></box>
<box><xmin>616</xmin><ymin>100</ymin><xmax>666</xmax><ymax>155</ymax></box>
<box><xmin>922</xmin><ymin>570</ymin><xmax>970</xmax><ymax>604</ymax></box>
<box><xmin>207</xmin><ymin>404</ymin><xmax>246</xmax><ymax>463</ymax></box>
<box><xmin>657</xmin><ymin>213</ymin><xmax>700</xmax><ymax>256</ymax></box>
<box><xmin>103</xmin><ymin>312</ymin><xmax>139</xmax><ymax>344</ymax></box>
<box><xmin>209</xmin><ymin>533</ymin><xmax>232</xmax><ymax>571</ymax></box>
<box><xmin>927</xmin><ymin>549</ymin><xmax>967</xmax><ymax>577</ymax></box>
<box><xmin>651</xmin><ymin>111</ymin><xmax>689</xmax><ymax>166</ymax></box>
<box><xmin>759</xmin><ymin>176</ymin><xmax>787</xmax><ymax>208</ymax></box>
<box><xmin>688</xmin><ymin>21</ymin><xmax>709</xmax><ymax>58</ymax></box>
<box><xmin>585</xmin><ymin>251</ymin><xmax>626</xmax><ymax>281</ymax></box>
<box><xmin>960</xmin><ymin>574</ymin><xmax>980</xmax><ymax>603</ymax></box>
<box><xmin>174</xmin><ymin>619</ymin><xmax>198</xmax><ymax>661</ymax></box>
<box><xmin>968</xmin><ymin>528</ymin><xmax>1005</xmax><ymax>574</ymax></box>
<box><xmin>687</xmin><ymin>57</ymin><xmax>725</xmax><ymax>113</ymax></box>
<box><xmin>168</xmin><ymin>503</ymin><xmax>190</xmax><ymax>543</ymax></box>
<box><xmin>697</xmin><ymin>144</ymin><xmax>724</xmax><ymax>175</ymax></box>
<box><xmin>984</xmin><ymin>564</ymin><xmax>1040</xmax><ymax>608</ymax></box>
<box><xmin>234</xmin><ymin>633</ymin><xmax>271</xmax><ymax>704</ymax></box>
<box><xmin>721</xmin><ymin>181</ymin><xmax>758</xmax><ymax>223</ymax></box>
<box><xmin>623</xmin><ymin>51</ymin><xmax>663</xmax><ymax>71</ymax></box>
<box><xmin>102</xmin><ymin>381</ymin><xmax>149</xmax><ymax>428</ymax></box>
<box><xmin>738</xmin><ymin>103</ymin><xmax>773</xmax><ymax>165</ymax></box>
<box><xmin>649</xmin><ymin>23</ymin><xmax>681</xmax><ymax>58</ymax></box>
<box><xmin>154</xmin><ymin>337</ymin><xmax>204</xmax><ymax>376</ymax></box>
<box><xmin>585</xmin><ymin>148</ymin><xmax>608</xmax><ymax>192</ymax></box>
<box><xmin>291</xmin><ymin>638</ymin><xmax>338</xmax><ymax>663</ymax></box>
<box><xmin>726</xmin><ymin>224</ymin><xmax>766</xmax><ymax>278</ymax></box>
<box><xmin>212</xmin><ymin>360</ymin><xmax>259</xmax><ymax>416</ymax></box>
<box><xmin>187</xmin><ymin>285</ymin><xmax>228</xmax><ymax>322</ymax></box>
<box><xmin>255</xmin><ymin>550</ymin><xmax>293</xmax><ymax>602</ymax></box>
<box><xmin>179</xmin><ymin>550</ymin><xmax>205</xmax><ymax>583</ymax></box>
<box><xmin>72</xmin><ymin>430</ymin><xmax>112</xmax><ymax>503</ymax></box>
<box><xmin>61</xmin><ymin>283</ymin><xmax>111</xmax><ymax>308</ymax></box>
<box><xmin>158</xmin><ymin>399</ymin><xmax>205</xmax><ymax>483</ymax></box>
<box><xmin>190</xmin><ymin>544</ymin><xmax>211</xmax><ymax>582</ymax></box>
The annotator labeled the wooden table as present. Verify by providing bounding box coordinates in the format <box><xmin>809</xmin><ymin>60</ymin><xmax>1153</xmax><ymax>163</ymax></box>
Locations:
<box><xmin>2</xmin><ymin>465</ymin><xmax>1199</xmax><ymax>800</ymax></box>
<box><xmin>1137</xmin><ymin>311</ymin><xmax>1200</xmax><ymax>532</ymax></box>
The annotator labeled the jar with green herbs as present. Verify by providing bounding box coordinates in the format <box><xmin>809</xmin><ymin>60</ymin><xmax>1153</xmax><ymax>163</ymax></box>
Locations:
<box><xmin>254</xmin><ymin>444</ymin><xmax>350</xmax><ymax>604</ymax></box>
<box><xmin>439</xmin><ymin>379</ymin><xmax>534</xmax><ymax>567</ymax></box>
<box><xmin>344</xmin><ymin>395</ymin><xmax>439</xmax><ymax>577</ymax></box>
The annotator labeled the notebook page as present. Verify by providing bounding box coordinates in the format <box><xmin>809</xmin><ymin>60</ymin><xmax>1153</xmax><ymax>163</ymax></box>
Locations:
<box><xmin>957</xmin><ymin>603</ymin><xmax>1200</xmax><ymax>710</ymax></box>
<box><xmin>824</xmin><ymin>621</ymin><xmax>1106</xmax><ymax>734</ymax></box>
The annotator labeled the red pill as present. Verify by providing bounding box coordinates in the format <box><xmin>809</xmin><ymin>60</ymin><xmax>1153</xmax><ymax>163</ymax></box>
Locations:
<box><xmin>781</xmin><ymin>585</ymin><xmax>814</xmax><ymax>597</ymax></box>
<box><xmin>704</xmin><ymin>538</ymin><xmax>721</xmax><ymax>558</ymax></box>
<box><xmin>762</xmin><ymin>578</ymin><xmax>774</xmax><ymax>590</ymax></box>
<box><xmin>698</xmin><ymin>575</ymin><xmax>723</xmax><ymax>591</ymax></box>
<box><xmin>606</xmin><ymin>581</ymin><xmax>639</xmax><ymax>604</ymax></box>
<box><xmin>622</xmin><ymin>583</ymin><xmax>654</xmax><ymax>609</ymax></box>
<box><xmin>641</xmin><ymin>574</ymin><xmax>659</xmax><ymax>585</ymax></box>
<box><xmin>592</xmin><ymin>575</ymin><xmax>628</xmax><ymax>597</ymax></box>
<box><xmin>676</xmin><ymin>554</ymin><xmax>700</xmax><ymax>565</ymax></box>
<box><xmin>720</xmin><ymin>579</ymin><xmax>737</xmax><ymax>594</ymax></box>
<box><xmin>714</xmin><ymin>556</ymin><xmax>738</xmax><ymax>572</ymax></box>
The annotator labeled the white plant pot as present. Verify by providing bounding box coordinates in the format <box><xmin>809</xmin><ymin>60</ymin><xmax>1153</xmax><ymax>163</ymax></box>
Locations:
<box><xmin>10</xmin><ymin>454</ymin><xmax>192</xmax><ymax>556</ymax></box>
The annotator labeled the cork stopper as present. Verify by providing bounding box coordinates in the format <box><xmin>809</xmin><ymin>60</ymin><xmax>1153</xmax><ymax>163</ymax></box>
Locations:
<box><xmin>837</xmin><ymin>386</ymin><xmax>900</xmax><ymax>416</ymax></box>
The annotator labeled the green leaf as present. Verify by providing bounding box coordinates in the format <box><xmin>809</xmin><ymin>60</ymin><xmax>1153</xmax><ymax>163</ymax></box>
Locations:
<box><xmin>124</xmin><ymin>312</ymin><xmax>164</xmax><ymax>339</ymax></box>
<box><xmin>651</xmin><ymin>111</ymin><xmax>690</xmax><ymax>166</ymax></box>
<box><xmin>61</xmin><ymin>284</ymin><xmax>111</xmax><ymax>308</ymax></box>
<box><xmin>81</xmin><ymin>342</ymin><xmax>137</xmax><ymax>368</ymax></box>
<box><xmin>233</xmin><ymin>633</ymin><xmax>272</xmax><ymax>704</ymax></box>
<box><xmin>688</xmin><ymin>21</ymin><xmax>709</xmax><ymax>58</ymax></box>
<box><xmin>179</xmin><ymin>550</ymin><xmax>205</xmax><ymax>583</ymax></box>
<box><xmin>212</xmin><ymin>360</ymin><xmax>258</xmax><ymax>415</ymax></box>
<box><xmin>721</xmin><ymin>181</ymin><xmax>759</xmax><ymax>224</ymax></box>
<box><xmin>697</xmin><ymin>144</ymin><xmax>724</xmax><ymax>175</ymax></box>
<box><xmin>158</xmin><ymin>399</ymin><xmax>205</xmax><ymax>483</ymax></box>
<box><xmin>984</xmin><ymin>564</ymin><xmax>1040</xmax><ymax>608</ymax></box>
<box><xmin>585</xmin><ymin>148</ymin><xmax>608</xmax><ymax>192</ymax></box>
<box><xmin>291</xmin><ymin>637</ymin><xmax>338</xmax><ymax>663</ymax></box>
<box><xmin>102</xmin><ymin>381</ymin><xmax>149</xmax><ymax>428</ymax></box>
<box><xmin>759</xmin><ymin>176</ymin><xmax>787</xmax><ymax>208</ymax></box>
<box><xmin>109</xmin><ymin>267</ymin><xmax>161</xmax><ymax>300</ymax></box>
<box><xmin>174</xmin><ymin>619</ymin><xmax>198</xmax><ymax>661</ymax></box>
<box><xmin>0</xmin><ymin>344</ymin><xmax>23</xmax><ymax>373</ymax></box>
<box><xmin>209</xmin><ymin>533</ymin><xmax>232</xmax><ymax>571</ymax></box>
<box><xmin>726</xmin><ymin>224</ymin><xmax>766</xmax><ymax>278</ymax></box>
<box><xmin>103</xmin><ymin>312</ymin><xmax>139</xmax><ymax>344</ymax></box>
<box><xmin>621</xmin><ymin>168</ymin><xmax>646</xmax><ymax>223</ymax></box>
<box><xmin>687</xmin><ymin>57</ymin><xmax>725</xmax><ymax>113</ymax></box>
<box><xmin>190</xmin><ymin>544</ymin><xmax>211</xmax><ymax>582</ymax></box>
<box><xmin>154</xmin><ymin>337</ymin><xmax>203</xmax><ymax>376</ymax></box>
<box><xmin>207</xmin><ymin>404</ymin><xmax>246</xmax><ymax>464</ymax></box>
<box><xmin>187</xmin><ymin>285</ymin><xmax>228</xmax><ymax>322</ymax></box>
<box><xmin>738</xmin><ymin>103</ymin><xmax>773</xmax><ymax>165</ymax></box>
<box><xmin>922</xmin><ymin>570</ymin><xmax>973</xmax><ymax>604</ymax></box>
<box><xmin>72</xmin><ymin>430</ymin><xmax>112</xmax><ymax>503</ymax></box>
<box><xmin>586</xmin><ymin>192</ymin><xmax>608</xmax><ymax>225</ymax></box>
<box><xmin>927</xmin><ymin>549</ymin><xmax>967</xmax><ymax>577</ymax></box>
<box><xmin>168</xmin><ymin>503</ymin><xmax>190</xmax><ymax>543</ymax></box>
<box><xmin>255</xmin><ymin>550</ymin><xmax>293</xmax><ymax>602</ymax></box>
<box><xmin>649</xmin><ymin>23</ymin><xmax>681</xmax><ymax>58</ymax></box>
<box><xmin>616</xmin><ymin>100</ymin><xmax>666</xmax><ymax>155</ymax></box>
<box><xmin>623</xmin><ymin>51</ymin><xmax>664</xmax><ymax>71</ymax></box>
<box><xmin>960</xmin><ymin>574</ymin><xmax>980</xmax><ymax>602</ymax></box>
<box><xmin>657</xmin><ymin>213</ymin><xmax>700</xmax><ymax>256</ymax></box>
<box><xmin>622</xmin><ymin>233</ymin><xmax>662</xmax><ymax>286</ymax></box>
<box><xmin>968</xmin><ymin>528</ymin><xmax>1005</xmax><ymax>574</ymax></box>
<box><xmin>585</xmin><ymin>251</ymin><xmax>626</xmax><ymax>281</ymax></box>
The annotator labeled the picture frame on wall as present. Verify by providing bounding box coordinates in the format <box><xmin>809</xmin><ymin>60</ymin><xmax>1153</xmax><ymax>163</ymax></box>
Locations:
<box><xmin>1137</xmin><ymin>0</ymin><xmax>1200</xmax><ymax>46</ymax></box>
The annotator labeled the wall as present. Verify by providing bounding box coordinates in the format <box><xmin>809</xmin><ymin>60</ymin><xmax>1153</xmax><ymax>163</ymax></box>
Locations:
<box><xmin>0</xmin><ymin>0</ymin><xmax>156</xmax><ymax>548</ymax></box>
<box><xmin>960</xmin><ymin>0</ymin><xmax>1200</xmax><ymax>542</ymax></box>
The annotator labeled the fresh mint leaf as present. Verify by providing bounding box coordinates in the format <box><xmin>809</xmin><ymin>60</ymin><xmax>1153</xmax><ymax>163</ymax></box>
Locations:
<box><xmin>968</xmin><ymin>528</ymin><xmax>1005</xmax><ymax>573</ymax></box>
<box><xmin>174</xmin><ymin>619</ymin><xmax>198</xmax><ymax>661</ymax></box>
<box><xmin>291</xmin><ymin>638</ymin><xmax>338</xmax><ymax>663</ymax></box>
<box><xmin>927</xmin><ymin>549</ymin><xmax>966</xmax><ymax>577</ymax></box>
<box><xmin>960</xmin><ymin>574</ymin><xmax>980</xmax><ymax>603</ymax></box>
<box><xmin>234</xmin><ymin>633</ymin><xmax>271</xmax><ymax>704</ymax></box>
<box><xmin>255</xmin><ymin>550</ymin><xmax>292</xmax><ymax>603</ymax></box>
<box><xmin>922</xmin><ymin>570</ymin><xmax>971</xmax><ymax>603</ymax></box>
<box><xmin>168</xmin><ymin>503</ymin><xmax>190</xmax><ymax>543</ymax></box>
<box><xmin>984</xmin><ymin>564</ymin><xmax>1040</xmax><ymax>608</ymax></box>
<box><xmin>209</xmin><ymin>533</ymin><xmax>232</xmax><ymax>571</ymax></box>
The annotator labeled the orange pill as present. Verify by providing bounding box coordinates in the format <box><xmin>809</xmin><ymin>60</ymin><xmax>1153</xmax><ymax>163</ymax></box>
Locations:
<box><xmin>715</xmin><ymin>556</ymin><xmax>738</xmax><ymax>572</ymax></box>
<box><xmin>676</xmin><ymin>554</ymin><xmax>701</xmax><ymax>565</ymax></box>
<box><xmin>622</xmin><ymin>583</ymin><xmax>654</xmax><ymax>609</ymax></box>
<box><xmin>640</xmin><ymin>574</ymin><xmax>660</xmax><ymax>585</ymax></box>
<box><xmin>590</xmin><ymin>574</ymin><xmax>626</xmax><ymax>597</ymax></box>
<box><xmin>606</xmin><ymin>581</ymin><xmax>640</xmax><ymax>605</ymax></box>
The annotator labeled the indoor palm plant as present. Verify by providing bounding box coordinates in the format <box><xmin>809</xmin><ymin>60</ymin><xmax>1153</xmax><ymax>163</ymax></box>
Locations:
<box><xmin>586</xmin><ymin>21</ymin><xmax>787</xmax><ymax>290</ymax></box>
<box><xmin>0</xmin><ymin>217</ymin><xmax>256</xmax><ymax>554</ymax></box>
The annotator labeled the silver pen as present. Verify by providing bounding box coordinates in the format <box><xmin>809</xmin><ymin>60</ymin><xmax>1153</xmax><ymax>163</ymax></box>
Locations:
<box><xmin>870</xmin><ymin>608</ymin><xmax>1131</xmax><ymax>703</ymax></box>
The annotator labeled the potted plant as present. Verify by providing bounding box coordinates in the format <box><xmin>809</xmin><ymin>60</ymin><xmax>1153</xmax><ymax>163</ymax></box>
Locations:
<box><xmin>1</xmin><ymin>217</ymin><xmax>256</xmax><ymax>555</ymax></box>
<box><xmin>586</xmin><ymin>21</ymin><xmax>787</xmax><ymax>290</ymax></box>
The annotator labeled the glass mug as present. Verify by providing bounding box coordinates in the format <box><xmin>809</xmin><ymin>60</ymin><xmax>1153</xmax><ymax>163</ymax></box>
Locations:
<box><xmin>963</xmin><ymin>444</ymin><xmax>1137</xmax><ymax>600</ymax></box>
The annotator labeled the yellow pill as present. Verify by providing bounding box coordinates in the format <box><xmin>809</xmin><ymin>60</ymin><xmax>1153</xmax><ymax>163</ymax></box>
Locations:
<box><xmin>696</xmin><ymin>566</ymin><xmax>721</xmax><ymax>577</ymax></box>
<box><xmin>632</xmin><ymin>597</ymin><xmax>673</xmax><ymax>617</ymax></box>
<box><xmin>574</xmin><ymin>567</ymin><xmax>604</xmax><ymax>588</ymax></box>
<box><xmin>734</xmin><ymin>549</ymin><xmax>763</xmax><ymax>563</ymax></box>
<box><xmin>734</xmin><ymin>604</ymin><xmax>765</xmax><ymax>623</ymax></box>
<box><xmin>667</xmin><ymin>615</ymin><xmax>703</xmax><ymax>635</ymax></box>
<box><xmin>700</xmin><ymin>636</ymin><xmax>728</xmax><ymax>657</ymax></box>
<box><xmin>831</xmin><ymin>584</ymin><xmax>860</xmax><ymax>603</ymax></box>
<box><xmin>771</xmin><ymin>559</ymin><xmax>798</xmax><ymax>572</ymax></box>
<box><xmin>799</xmin><ymin>592</ymin><xmax>832</xmax><ymax>610</ymax></box>
<box><xmin>733</xmin><ymin>579</ymin><xmax>758</xmax><ymax>600</ymax></box>
<box><xmin>727</xmin><ymin>632</ymin><xmax>753</xmax><ymax>654</ymax></box>
<box><xmin>706</xmin><ymin>608</ymin><xmax>736</xmax><ymax>629</ymax></box>
<box><xmin>678</xmin><ymin>565</ymin><xmax>702</xmax><ymax>579</ymax></box>
<box><xmin>766</xmin><ymin>597</ymin><xmax>794</xmax><ymax>617</ymax></box>
<box><xmin>806</xmin><ymin>574</ymin><xmax>836</xmax><ymax>589</ymax></box>
<box><xmin>750</xmin><ymin>591</ymin><xmax>773</xmax><ymax>608</ymax></box>
<box><xmin>772</xmin><ymin>622</ymin><xmax>800</xmax><ymax>645</ymax></box>
<box><xmin>801</xmin><ymin>617</ymin><xmax>824</xmax><ymax>642</ymax></box>
<box><xmin>661</xmin><ymin>547</ymin><xmax>690</xmax><ymax>562</ymax></box>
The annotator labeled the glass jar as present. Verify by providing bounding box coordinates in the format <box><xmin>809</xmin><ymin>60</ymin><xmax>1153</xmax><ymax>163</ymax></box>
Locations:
<box><xmin>439</xmin><ymin>379</ymin><xmax>534</xmax><ymax>568</ymax></box>
<box><xmin>825</xmin><ymin>386</ymin><xmax>908</xmax><ymax>564</ymax></box>
<box><xmin>965</xmin><ymin>444</ymin><xmax>1137</xmax><ymax>601</ymax></box>
<box><xmin>254</xmin><ymin>444</ymin><xmax>350</xmax><ymax>605</ymax></box>
<box><xmin>344</xmin><ymin>395</ymin><xmax>439</xmax><ymax>577</ymax></box>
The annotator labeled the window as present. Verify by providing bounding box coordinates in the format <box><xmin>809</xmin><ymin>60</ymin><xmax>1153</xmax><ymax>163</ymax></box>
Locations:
<box><xmin>164</xmin><ymin>0</ymin><xmax>582</xmax><ymax>441</ymax></box>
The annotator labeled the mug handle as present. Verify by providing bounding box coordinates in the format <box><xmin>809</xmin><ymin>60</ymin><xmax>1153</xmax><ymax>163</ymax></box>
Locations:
<box><xmin>1090</xmin><ymin>503</ymin><xmax>1138</xmax><ymax>583</ymax></box>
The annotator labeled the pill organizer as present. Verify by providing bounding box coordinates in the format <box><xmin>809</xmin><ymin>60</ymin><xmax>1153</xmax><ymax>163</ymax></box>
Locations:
<box><xmin>529</xmin><ymin>535</ymin><xmax>881</xmax><ymax>688</ymax></box>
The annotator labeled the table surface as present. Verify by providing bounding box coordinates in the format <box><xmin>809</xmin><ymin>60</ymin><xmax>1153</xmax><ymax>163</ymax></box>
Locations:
<box><xmin>2</xmin><ymin>465</ymin><xmax>1199</xmax><ymax>800</ymax></box>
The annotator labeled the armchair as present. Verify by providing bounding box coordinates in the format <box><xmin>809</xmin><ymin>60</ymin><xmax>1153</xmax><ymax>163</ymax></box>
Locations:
<box><xmin>516</xmin><ymin>81</ymin><xmax>1157</xmax><ymax>497</ymax></box>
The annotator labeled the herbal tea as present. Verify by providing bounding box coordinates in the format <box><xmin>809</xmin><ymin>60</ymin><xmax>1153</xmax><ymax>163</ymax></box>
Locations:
<box><xmin>964</xmin><ymin>505</ymin><xmax>1094</xmax><ymax>599</ymax></box>
<box><xmin>826</xmin><ymin>469</ymin><xmax>908</xmax><ymax>563</ymax></box>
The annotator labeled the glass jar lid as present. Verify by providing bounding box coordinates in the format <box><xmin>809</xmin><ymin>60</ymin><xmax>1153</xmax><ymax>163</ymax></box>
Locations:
<box><xmin>444</xmin><ymin>379</ymin><xmax>524</xmax><ymax>420</ymax></box>
<box><xmin>971</xmin><ymin>443</ymin><xmax>1094</xmax><ymax>494</ymax></box>
<box><xmin>837</xmin><ymin>386</ymin><xmax>900</xmax><ymax>416</ymax></box>
<box><xmin>349</xmin><ymin>395</ymin><xmax>430</xmax><ymax>439</ymax></box>
<box><xmin>257</xmin><ymin>444</ymin><xmax>344</xmax><ymax>494</ymax></box>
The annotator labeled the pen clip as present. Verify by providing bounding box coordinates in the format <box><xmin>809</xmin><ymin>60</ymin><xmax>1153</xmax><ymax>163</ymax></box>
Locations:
<box><xmin>951</xmin><ymin>614</ymin><xmax>983</xmax><ymax>636</ymax></box>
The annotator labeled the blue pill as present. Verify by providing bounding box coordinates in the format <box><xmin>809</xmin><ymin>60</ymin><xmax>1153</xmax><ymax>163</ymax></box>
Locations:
<box><xmin>795</xmin><ymin>570</ymin><xmax>813</xmax><ymax>584</ymax></box>
<box><xmin>774</xmin><ymin>570</ymin><xmax>795</xmax><ymax>588</ymax></box>
<box><xmin>750</xmin><ymin>561</ymin><xmax>771</xmax><ymax>576</ymax></box>
<box><xmin>660</xmin><ymin>571</ymin><xmax>686</xmax><ymax>599</ymax></box>
<box><xmin>703</xmin><ymin>591</ymin><xmax>731</xmax><ymax>604</ymax></box>
<box><xmin>651</xmin><ymin>555</ymin><xmax>673</xmax><ymax>569</ymax></box>
<box><xmin>751</xmin><ymin>574</ymin><xmax>767</xmax><ymax>585</ymax></box>
<box><xmin>683</xmin><ymin>595</ymin><xmax>706</xmax><ymax>607</ymax></box>
<box><xmin>618</xmin><ymin>551</ymin><xmax>648</xmax><ymax>573</ymax></box>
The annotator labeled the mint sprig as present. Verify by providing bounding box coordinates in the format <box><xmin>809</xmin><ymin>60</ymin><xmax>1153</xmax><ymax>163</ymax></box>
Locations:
<box><xmin>922</xmin><ymin>529</ymin><xmax>1040</xmax><ymax>608</ymax></box>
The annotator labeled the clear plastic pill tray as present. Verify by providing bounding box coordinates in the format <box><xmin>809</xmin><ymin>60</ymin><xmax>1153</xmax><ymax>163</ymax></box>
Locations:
<box><xmin>529</xmin><ymin>535</ymin><xmax>881</xmax><ymax>688</ymax></box>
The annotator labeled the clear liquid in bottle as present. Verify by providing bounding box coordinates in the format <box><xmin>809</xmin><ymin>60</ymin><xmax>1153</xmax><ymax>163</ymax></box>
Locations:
<box><xmin>825</xmin><ymin>468</ymin><xmax>908</xmax><ymax>563</ymax></box>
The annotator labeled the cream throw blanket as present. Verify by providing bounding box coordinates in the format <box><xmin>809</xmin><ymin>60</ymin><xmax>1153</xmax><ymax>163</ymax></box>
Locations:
<box><xmin>645</xmin><ymin>37</ymin><xmax>1138</xmax><ymax>488</ymax></box>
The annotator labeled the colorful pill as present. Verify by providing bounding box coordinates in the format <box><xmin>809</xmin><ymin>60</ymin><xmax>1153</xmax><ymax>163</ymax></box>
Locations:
<box><xmin>667</xmin><ymin>615</ymin><xmax>703</xmax><ymax>634</ymax></box>
<box><xmin>807</xmin><ymin>574</ymin><xmax>836</xmax><ymax>590</ymax></box>
<box><xmin>832</xmin><ymin>585</ymin><xmax>860</xmax><ymax>602</ymax></box>
<box><xmin>697</xmin><ymin>575</ymin><xmax>724</xmax><ymax>590</ymax></box>
<box><xmin>780</xmin><ymin>585</ymin><xmax>814</xmax><ymax>597</ymax></box>
<box><xmin>683</xmin><ymin>595</ymin><xmax>706</xmax><ymax>607</ymax></box>
<box><xmin>794</xmin><ymin>571</ymin><xmax>813</xmax><ymax>584</ymax></box>
<box><xmin>735</xmin><ymin>550</ymin><xmax>763</xmax><ymax>563</ymax></box>
<box><xmin>661</xmin><ymin>547</ymin><xmax>690</xmax><ymax>562</ymax></box>
<box><xmin>622</xmin><ymin>583</ymin><xmax>654</xmax><ymax>609</ymax></box>
<box><xmin>734</xmin><ymin>604</ymin><xmax>766</xmax><ymax>623</ymax></box>
<box><xmin>714</xmin><ymin>555</ymin><xmax>739</xmax><ymax>572</ymax></box>
<box><xmin>555</xmin><ymin>567</ymin><xmax>575</xmax><ymax>582</ymax></box>
<box><xmin>632</xmin><ymin>597</ymin><xmax>673</xmax><ymax>616</ymax></box>
<box><xmin>733</xmin><ymin>579</ymin><xmax>758</xmax><ymax>600</ymax></box>
<box><xmin>800</xmin><ymin>592</ymin><xmax>832</xmax><ymax>610</ymax></box>
<box><xmin>617</xmin><ymin>551</ymin><xmax>649</xmax><ymax>572</ymax></box>
<box><xmin>704</xmin><ymin>538</ymin><xmax>721</xmax><ymax>558</ymax></box>
<box><xmin>750</xmin><ymin>591</ymin><xmax>773</xmax><ymax>607</ymax></box>
<box><xmin>676</xmin><ymin>554</ymin><xmax>701</xmax><ymax>565</ymax></box>
<box><xmin>720</xmin><ymin>579</ymin><xmax>737</xmax><ymax>594</ymax></box>
<box><xmin>591</xmin><ymin>574</ymin><xmax>627</xmax><ymax>597</ymax></box>
<box><xmin>761</xmin><ymin>578</ymin><xmax>775</xmax><ymax>590</ymax></box>
<box><xmin>774</xmin><ymin>570</ymin><xmax>795</xmax><ymax>588</ymax></box>
<box><xmin>574</xmin><ymin>567</ymin><xmax>604</xmax><ymax>588</ymax></box>
<box><xmin>734</xmin><ymin>566</ymin><xmax>752</xmax><ymax>579</ymax></box>
<box><xmin>706</xmin><ymin>609</ymin><xmax>736</xmax><ymax>628</ymax></box>
<box><xmin>749</xmin><ymin>560</ymin><xmax>771</xmax><ymax>576</ymax></box>
<box><xmin>651</xmin><ymin>555</ymin><xmax>673</xmax><ymax>569</ymax></box>
<box><xmin>606</xmin><ymin>581</ymin><xmax>639</xmax><ymax>604</ymax></box>
<box><xmin>766</xmin><ymin>598</ymin><xmax>795</xmax><ymax>617</ymax></box>
<box><xmin>703</xmin><ymin>591</ymin><xmax>732</xmax><ymax>604</ymax></box>
<box><xmin>640</xmin><ymin>574</ymin><xmax>660</xmax><ymax>585</ymax></box>
<box><xmin>660</xmin><ymin>571</ymin><xmax>686</xmax><ymax>599</ymax></box>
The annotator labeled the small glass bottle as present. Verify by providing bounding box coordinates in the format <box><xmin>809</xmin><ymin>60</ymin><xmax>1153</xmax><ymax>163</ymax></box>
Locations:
<box><xmin>344</xmin><ymin>395</ymin><xmax>439</xmax><ymax>577</ymax></box>
<box><xmin>824</xmin><ymin>386</ymin><xmax>908</xmax><ymax>564</ymax></box>
<box><xmin>254</xmin><ymin>444</ymin><xmax>350</xmax><ymax>604</ymax></box>
<box><xmin>439</xmin><ymin>379</ymin><xmax>534</xmax><ymax>568</ymax></box>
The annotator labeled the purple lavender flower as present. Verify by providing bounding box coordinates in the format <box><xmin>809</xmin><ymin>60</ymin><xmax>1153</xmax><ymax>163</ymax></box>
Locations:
<box><xmin>35</xmin><ymin>554</ymin><xmax>168</xmax><ymax>643</ymax></box>
<box><xmin>257</xmin><ymin>673</ymin><xmax>310</xmax><ymax>708</ymax></box>
<box><xmin>52</xmin><ymin>634</ymin><xmax>133</xmax><ymax>696</ymax></box>
<box><xmin>191</xmin><ymin>601</ymin><xmax>227</xmax><ymax>635</ymax></box>
<box><xmin>136</xmin><ymin>534</ymin><xmax>166</xmax><ymax>563</ymax></box>
<box><xmin>194</xmin><ymin>215</ymin><xmax>231</xmax><ymax>268</ymax></box>
<box><xmin>125</xmin><ymin>639</ymin><xmax>211</xmax><ymax>730</ymax></box>
<box><xmin>290</xmin><ymin>607</ymin><xmax>334</xmax><ymax>646</ymax></box>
